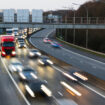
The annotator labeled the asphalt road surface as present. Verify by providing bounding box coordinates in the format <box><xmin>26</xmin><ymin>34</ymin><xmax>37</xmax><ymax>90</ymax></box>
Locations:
<box><xmin>0</xmin><ymin>30</ymin><xmax>105</xmax><ymax>105</ymax></box>
<box><xmin>1</xmin><ymin>45</ymin><xmax>105</xmax><ymax>105</ymax></box>
<box><xmin>0</xmin><ymin>56</ymin><xmax>26</xmax><ymax>105</ymax></box>
<box><xmin>29</xmin><ymin>28</ymin><xmax>105</xmax><ymax>81</ymax></box>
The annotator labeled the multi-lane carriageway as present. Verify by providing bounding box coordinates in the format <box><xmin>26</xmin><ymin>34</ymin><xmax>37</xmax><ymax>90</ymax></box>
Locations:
<box><xmin>0</xmin><ymin>29</ymin><xmax>105</xmax><ymax>105</ymax></box>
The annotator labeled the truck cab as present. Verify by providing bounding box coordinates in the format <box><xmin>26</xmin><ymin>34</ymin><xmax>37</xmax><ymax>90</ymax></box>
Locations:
<box><xmin>0</xmin><ymin>35</ymin><xmax>16</xmax><ymax>57</ymax></box>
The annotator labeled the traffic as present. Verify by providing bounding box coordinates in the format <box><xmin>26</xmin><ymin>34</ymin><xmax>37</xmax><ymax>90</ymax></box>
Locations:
<box><xmin>0</xmin><ymin>28</ymin><xmax>105</xmax><ymax>105</ymax></box>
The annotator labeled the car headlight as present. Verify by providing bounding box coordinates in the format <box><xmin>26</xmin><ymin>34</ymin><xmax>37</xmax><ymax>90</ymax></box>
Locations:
<box><xmin>24</xmin><ymin>45</ymin><xmax>26</xmax><ymax>47</ymax></box>
<box><xmin>2</xmin><ymin>51</ymin><xmax>6</xmax><ymax>55</ymax></box>
<box><xmin>12</xmin><ymin>51</ymin><xmax>16</xmax><ymax>55</ymax></box>
<box><xmin>38</xmin><ymin>59</ymin><xmax>44</xmax><ymax>65</ymax></box>
<box><xmin>47</xmin><ymin>60</ymin><xmax>53</xmax><ymax>65</ymax></box>
<box><xmin>19</xmin><ymin>72</ymin><xmax>26</xmax><ymax>79</ymax></box>
<box><xmin>29</xmin><ymin>52</ymin><xmax>34</xmax><ymax>56</ymax></box>
<box><xmin>36</xmin><ymin>52</ymin><xmax>41</xmax><ymax>56</ymax></box>
<box><xmin>12</xmin><ymin>66</ymin><xmax>17</xmax><ymax>71</ymax></box>
<box><xmin>17</xmin><ymin>66</ymin><xmax>23</xmax><ymax>71</ymax></box>
<box><xmin>25</xmin><ymin>85</ymin><xmax>35</xmax><ymax>97</ymax></box>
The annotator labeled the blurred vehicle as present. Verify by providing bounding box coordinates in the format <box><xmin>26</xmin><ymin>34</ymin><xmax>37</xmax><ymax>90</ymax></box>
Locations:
<box><xmin>18</xmin><ymin>67</ymin><xmax>37</xmax><ymax>82</ymax></box>
<box><xmin>73</xmin><ymin>72</ymin><xmax>88</xmax><ymax>81</ymax></box>
<box><xmin>8</xmin><ymin>61</ymin><xmax>23</xmax><ymax>73</ymax></box>
<box><xmin>6</xmin><ymin>29</ymin><xmax>13</xmax><ymax>35</ymax></box>
<box><xmin>65</xmin><ymin>69</ymin><xmax>88</xmax><ymax>81</ymax></box>
<box><xmin>38</xmin><ymin>56</ymin><xmax>53</xmax><ymax>66</ymax></box>
<box><xmin>43</xmin><ymin>38</ymin><xmax>52</xmax><ymax>44</ymax></box>
<box><xmin>24</xmin><ymin>79</ymin><xmax>52</xmax><ymax>98</ymax></box>
<box><xmin>18</xmin><ymin>40</ymin><xmax>25</xmax><ymax>44</ymax></box>
<box><xmin>29</xmin><ymin>49</ymin><xmax>41</xmax><ymax>58</ymax></box>
<box><xmin>0</xmin><ymin>35</ymin><xmax>16</xmax><ymax>57</ymax></box>
<box><xmin>17</xmin><ymin>38</ymin><xmax>24</xmax><ymax>42</ymax></box>
<box><xmin>22</xmin><ymin>35</ymin><xmax>27</xmax><ymax>39</ymax></box>
<box><xmin>13</xmin><ymin>28</ymin><xmax>19</xmax><ymax>36</ymax></box>
<box><xmin>51</xmin><ymin>42</ymin><xmax>61</xmax><ymax>48</ymax></box>
<box><xmin>18</xmin><ymin>42</ymin><xmax>26</xmax><ymax>48</ymax></box>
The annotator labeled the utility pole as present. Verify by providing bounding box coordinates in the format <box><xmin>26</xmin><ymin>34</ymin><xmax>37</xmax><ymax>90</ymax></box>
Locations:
<box><xmin>72</xmin><ymin>3</ymin><xmax>89</xmax><ymax>48</ymax></box>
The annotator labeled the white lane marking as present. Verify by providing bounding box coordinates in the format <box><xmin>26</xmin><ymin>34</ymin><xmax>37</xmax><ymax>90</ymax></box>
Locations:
<box><xmin>29</xmin><ymin>29</ymin><xmax>105</xmax><ymax>66</ymax></box>
<box><xmin>41</xmin><ymin>29</ymin><xmax>105</xmax><ymax>66</ymax></box>
<box><xmin>53</xmin><ymin>65</ymin><xmax>105</xmax><ymax>99</ymax></box>
<box><xmin>52</xmin><ymin>96</ymin><xmax>61</xmax><ymax>105</ymax></box>
<box><xmin>58</xmin><ymin>91</ymin><xmax>63</xmax><ymax>96</ymax></box>
<box><xmin>29</xmin><ymin>29</ymin><xmax>55</xmax><ymax>46</ymax></box>
<box><xmin>29</xmin><ymin>29</ymin><xmax>105</xmax><ymax>98</ymax></box>
<box><xmin>61</xmin><ymin>47</ymin><xmax>105</xmax><ymax>66</ymax></box>
<box><xmin>52</xmin><ymin>66</ymin><xmax>63</xmax><ymax>73</ymax></box>
<box><xmin>61</xmin><ymin>81</ymin><xmax>82</xmax><ymax>96</ymax></box>
<box><xmin>46</xmin><ymin>29</ymin><xmax>56</xmax><ymax>38</ymax></box>
<box><xmin>0</xmin><ymin>57</ymin><xmax>31</xmax><ymax>105</ymax></box>
<box><xmin>79</xmin><ymin>82</ymin><xmax>105</xmax><ymax>99</ymax></box>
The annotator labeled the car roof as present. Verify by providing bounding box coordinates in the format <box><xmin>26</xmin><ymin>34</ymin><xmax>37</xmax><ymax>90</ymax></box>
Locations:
<box><xmin>30</xmin><ymin>49</ymin><xmax>38</xmax><ymax>51</ymax></box>
<box><xmin>28</xmin><ymin>79</ymin><xmax>45</xmax><ymax>85</ymax></box>
<box><xmin>40</xmin><ymin>56</ymin><xmax>49</xmax><ymax>59</ymax></box>
<box><xmin>22</xmin><ymin>67</ymin><xmax>36</xmax><ymax>72</ymax></box>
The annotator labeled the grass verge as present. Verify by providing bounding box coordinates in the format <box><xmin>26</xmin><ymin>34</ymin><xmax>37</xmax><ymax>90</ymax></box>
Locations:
<box><xmin>56</xmin><ymin>37</ymin><xmax>105</xmax><ymax>58</ymax></box>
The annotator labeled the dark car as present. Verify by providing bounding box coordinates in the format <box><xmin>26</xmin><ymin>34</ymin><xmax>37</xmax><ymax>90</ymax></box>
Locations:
<box><xmin>51</xmin><ymin>42</ymin><xmax>61</xmax><ymax>48</ymax></box>
<box><xmin>38</xmin><ymin>56</ymin><xmax>53</xmax><ymax>66</ymax></box>
<box><xmin>18</xmin><ymin>67</ymin><xmax>37</xmax><ymax>82</ymax></box>
<box><xmin>24</xmin><ymin>79</ymin><xmax>52</xmax><ymax>98</ymax></box>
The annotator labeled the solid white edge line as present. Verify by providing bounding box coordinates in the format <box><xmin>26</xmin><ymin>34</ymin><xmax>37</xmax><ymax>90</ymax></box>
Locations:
<box><xmin>61</xmin><ymin>47</ymin><xmax>105</xmax><ymax>65</ymax></box>
<box><xmin>0</xmin><ymin>57</ymin><xmax>31</xmax><ymax>105</ymax></box>
<box><xmin>53</xmin><ymin>65</ymin><xmax>105</xmax><ymax>99</ymax></box>
<box><xmin>79</xmin><ymin>82</ymin><xmax>105</xmax><ymax>99</ymax></box>
<box><xmin>45</xmin><ymin>29</ymin><xmax>105</xmax><ymax>66</ymax></box>
<box><xmin>30</xmin><ymin>28</ymin><xmax>105</xmax><ymax>66</ymax></box>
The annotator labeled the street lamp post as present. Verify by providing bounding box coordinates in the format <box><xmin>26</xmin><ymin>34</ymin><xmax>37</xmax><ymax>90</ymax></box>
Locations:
<box><xmin>72</xmin><ymin>7</ymin><xmax>76</xmax><ymax>44</ymax></box>
<box><xmin>63</xmin><ymin>7</ymin><xmax>71</xmax><ymax>41</ymax></box>
<box><xmin>72</xmin><ymin>3</ymin><xmax>89</xmax><ymax>48</ymax></box>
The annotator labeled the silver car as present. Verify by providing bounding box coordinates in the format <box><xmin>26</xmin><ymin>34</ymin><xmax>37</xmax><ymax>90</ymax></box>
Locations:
<box><xmin>9</xmin><ymin>61</ymin><xmax>24</xmax><ymax>73</ymax></box>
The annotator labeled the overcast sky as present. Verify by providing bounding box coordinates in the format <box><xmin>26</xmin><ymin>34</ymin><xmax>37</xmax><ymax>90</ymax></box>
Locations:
<box><xmin>0</xmin><ymin>0</ymin><xmax>90</xmax><ymax>11</ymax></box>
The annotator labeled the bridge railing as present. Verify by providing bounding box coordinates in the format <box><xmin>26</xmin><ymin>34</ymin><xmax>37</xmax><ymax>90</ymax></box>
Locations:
<box><xmin>0</xmin><ymin>17</ymin><xmax>105</xmax><ymax>24</ymax></box>
<box><xmin>44</xmin><ymin>17</ymin><xmax>105</xmax><ymax>24</ymax></box>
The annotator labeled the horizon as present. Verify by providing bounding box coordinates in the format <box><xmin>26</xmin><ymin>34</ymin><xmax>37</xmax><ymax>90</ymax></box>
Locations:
<box><xmin>0</xmin><ymin>0</ymin><xmax>91</xmax><ymax>11</ymax></box>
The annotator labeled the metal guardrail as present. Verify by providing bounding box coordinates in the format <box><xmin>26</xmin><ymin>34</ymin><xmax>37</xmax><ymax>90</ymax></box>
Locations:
<box><xmin>0</xmin><ymin>17</ymin><xmax>105</xmax><ymax>24</ymax></box>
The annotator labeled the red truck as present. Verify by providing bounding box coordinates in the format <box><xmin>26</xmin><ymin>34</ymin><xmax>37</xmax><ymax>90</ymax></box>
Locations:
<box><xmin>0</xmin><ymin>35</ymin><xmax>16</xmax><ymax>57</ymax></box>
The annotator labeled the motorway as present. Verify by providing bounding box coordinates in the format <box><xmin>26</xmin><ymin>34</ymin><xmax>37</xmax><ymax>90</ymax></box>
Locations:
<box><xmin>0</xmin><ymin>44</ymin><xmax>105</xmax><ymax>105</ymax></box>
<box><xmin>0</xmin><ymin>56</ymin><xmax>26</xmax><ymax>105</ymax></box>
<box><xmin>30</xmin><ymin>29</ymin><xmax>105</xmax><ymax>81</ymax></box>
<box><xmin>0</xmin><ymin>29</ymin><xmax>105</xmax><ymax>105</ymax></box>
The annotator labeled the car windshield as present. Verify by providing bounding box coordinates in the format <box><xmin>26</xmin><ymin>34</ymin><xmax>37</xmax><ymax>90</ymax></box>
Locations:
<box><xmin>7</xmin><ymin>31</ymin><xmax>12</xmax><ymax>34</ymax></box>
<box><xmin>30</xmin><ymin>81</ymin><xmax>43</xmax><ymax>90</ymax></box>
<box><xmin>23</xmin><ymin>68</ymin><xmax>34</xmax><ymax>72</ymax></box>
<box><xmin>31</xmin><ymin>50</ymin><xmax>38</xmax><ymax>52</ymax></box>
<box><xmin>3</xmin><ymin>42</ymin><xmax>14</xmax><ymax>47</ymax></box>
<box><xmin>20</xmin><ymin>43</ymin><xmax>24</xmax><ymax>45</ymax></box>
<box><xmin>41</xmin><ymin>56</ymin><xmax>49</xmax><ymax>60</ymax></box>
<box><xmin>12</xmin><ymin>63</ymin><xmax>21</xmax><ymax>66</ymax></box>
<box><xmin>19</xmin><ymin>40</ymin><xmax>24</xmax><ymax>42</ymax></box>
<box><xmin>23</xmin><ymin>72</ymin><xmax>32</xmax><ymax>77</ymax></box>
<box><xmin>18</xmin><ymin>38</ymin><xmax>23</xmax><ymax>40</ymax></box>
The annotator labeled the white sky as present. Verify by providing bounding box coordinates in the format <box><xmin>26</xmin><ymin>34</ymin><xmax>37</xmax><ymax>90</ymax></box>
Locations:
<box><xmin>0</xmin><ymin>0</ymin><xmax>90</xmax><ymax>11</ymax></box>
